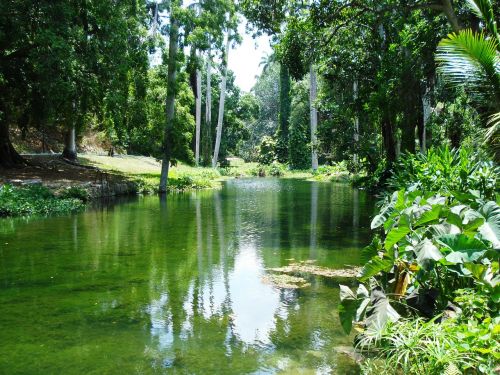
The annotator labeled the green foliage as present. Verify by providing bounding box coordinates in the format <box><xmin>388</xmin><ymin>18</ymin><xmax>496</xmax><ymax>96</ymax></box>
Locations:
<box><xmin>387</xmin><ymin>146</ymin><xmax>498</xmax><ymax>199</ymax></box>
<box><xmin>257</xmin><ymin>136</ymin><xmax>277</xmax><ymax>165</ymax></box>
<box><xmin>360</xmin><ymin>316</ymin><xmax>499</xmax><ymax>375</ymax></box>
<box><xmin>340</xmin><ymin>186</ymin><xmax>500</xmax><ymax>373</ymax></box>
<box><xmin>0</xmin><ymin>184</ymin><xmax>85</xmax><ymax>217</ymax></box>
<box><xmin>58</xmin><ymin>186</ymin><xmax>90</xmax><ymax>202</ymax></box>
<box><xmin>249</xmin><ymin>162</ymin><xmax>287</xmax><ymax>177</ymax></box>
<box><xmin>288</xmin><ymin>79</ymin><xmax>311</xmax><ymax>169</ymax></box>
<box><xmin>436</xmin><ymin>0</ymin><xmax>500</xmax><ymax>156</ymax></box>
<box><xmin>426</xmin><ymin>90</ymin><xmax>479</xmax><ymax>148</ymax></box>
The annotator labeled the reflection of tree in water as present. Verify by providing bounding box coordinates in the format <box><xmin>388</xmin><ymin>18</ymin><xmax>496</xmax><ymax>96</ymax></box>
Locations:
<box><xmin>0</xmin><ymin>179</ymin><xmax>367</xmax><ymax>374</ymax></box>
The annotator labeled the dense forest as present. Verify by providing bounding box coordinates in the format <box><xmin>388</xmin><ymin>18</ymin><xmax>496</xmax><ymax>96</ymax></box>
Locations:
<box><xmin>2</xmin><ymin>0</ymin><xmax>498</xmax><ymax>184</ymax></box>
<box><xmin>1</xmin><ymin>0</ymin><xmax>499</xmax><ymax>374</ymax></box>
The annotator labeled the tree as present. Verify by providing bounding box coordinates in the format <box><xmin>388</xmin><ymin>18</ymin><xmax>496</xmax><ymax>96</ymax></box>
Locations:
<box><xmin>212</xmin><ymin>33</ymin><xmax>231</xmax><ymax>168</ymax></box>
<box><xmin>159</xmin><ymin>0</ymin><xmax>181</xmax><ymax>193</ymax></box>
<box><xmin>436</xmin><ymin>0</ymin><xmax>500</xmax><ymax>157</ymax></box>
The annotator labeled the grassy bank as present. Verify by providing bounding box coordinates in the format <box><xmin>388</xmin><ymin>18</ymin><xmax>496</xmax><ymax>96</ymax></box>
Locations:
<box><xmin>0</xmin><ymin>155</ymin><xmax>352</xmax><ymax>218</ymax></box>
<box><xmin>80</xmin><ymin>155</ymin><xmax>351</xmax><ymax>192</ymax></box>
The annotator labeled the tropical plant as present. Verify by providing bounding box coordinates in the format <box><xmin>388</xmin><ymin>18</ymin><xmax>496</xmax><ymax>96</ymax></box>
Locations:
<box><xmin>436</xmin><ymin>0</ymin><xmax>500</xmax><ymax>156</ymax></box>
<box><xmin>387</xmin><ymin>146</ymin><xmax>498</xmax><ymax>200</ymax></box>
<box><xmin>340</xmin><ymin>189</ymin><xmax>499</xmax><ymax>335</ymax></box>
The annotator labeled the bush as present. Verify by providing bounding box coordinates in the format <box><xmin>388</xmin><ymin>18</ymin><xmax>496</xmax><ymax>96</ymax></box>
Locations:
<box><xmin>340</xmin><ymin>188</ymin><xmax>500</xmax><ymax>374</ymax></box>
<box><xmin>0</xmin><ymin>184</ymin><xmax>85</xmax><ymax>217</ymax></box>
<box><xmin>250</xmin><ymin>162</ymin><xmax>286</xmax><ymax>177</ymax></box>
<box><xmin>58</xmin><ymin>186</ymin><xmax>90</xmax><ymax>202</ymax></box>
<box><xmin>387</xmin><ymin>146</ymin><xmax>498</xmax><ymax>199</ymax></box>
<box><xmin>257</xmin><ymin>136</ymin><xmax>277</xmax><ymax>165</ymax></box>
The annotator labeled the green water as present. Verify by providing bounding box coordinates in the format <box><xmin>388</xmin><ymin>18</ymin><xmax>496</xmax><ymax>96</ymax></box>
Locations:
<box><xmin>0</xmin><ymin>178</ymin><xmax>374</xmax><ymax>374</ymax></box>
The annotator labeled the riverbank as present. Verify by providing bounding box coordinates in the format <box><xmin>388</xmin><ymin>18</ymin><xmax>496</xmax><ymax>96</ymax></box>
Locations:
<box><xmin>0</xmin><ymin>154</ymin><xmax>351</xmax><ymax>218</ymax></box>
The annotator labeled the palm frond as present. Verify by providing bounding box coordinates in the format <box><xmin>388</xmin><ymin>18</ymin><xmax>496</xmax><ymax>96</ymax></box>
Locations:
<box><xmin>436</xmin><ymin>29</ymin><xmax>500</xmax><ymax>103</ymax></box>
<box><xmin>486</xmin><ymin>112</ymin><xmax>500</xmax><ymax>139</ymax></box>
<box><xmin>465</xmin><ymin>0</ymin><xmax>499</xmax><ymax>43</ymax></box>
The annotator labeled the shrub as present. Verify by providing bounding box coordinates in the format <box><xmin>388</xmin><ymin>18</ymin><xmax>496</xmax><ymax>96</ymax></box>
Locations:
<box><xmin>257</xmin><ymin>136</ymin><xmax>277</xmax><ymax>165</ymax></box>
<box><xmin>58</xmin><ymin>186</ymin><xmax>90</xmax><ymax>202</ymax></box>
<box><xmin>340</xmin><ymin>189</ymin><xmax>499</xmax><ymax>374</ymax></box>
<box><xmin>387</xmin><ymin>146</ymin><xmax>498</xmax><ymax>199</ymax></box>
<box><xmin>0</xmin><ymin>184</ymin><xmax>85</xmax><ymax>217</ymax></box>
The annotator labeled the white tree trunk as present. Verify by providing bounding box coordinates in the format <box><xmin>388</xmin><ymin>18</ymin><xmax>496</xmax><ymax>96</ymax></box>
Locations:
<box><xmin>212</xmin><ymin>34</ymin><xmax>230</xmax><ymax>168</ymax></box>
<box><xmin>206</xmin><ymin>49</ymin><xmax>212</xmax><ymax>131</ymax></box>
<box><xmin>309</xmin><ymin>65</ymin><xmax>319</xmax><ymax>171</ymax></box>
<box><xmin>63</xmin><ymin>126</ymin><xmax>77</xmax><ymax>160</ymax></box>
<box><xmin>422</xmin><ymin>85</ymin><xmax>431</xmax><ymax>154</ymax></box>
<box><xmin>195</xmin><ymin>68</ymin><xmax>202</xmax><ymax>165</ymax></box>
<box><xmin>353</xmin><ymin>80</ymin><xmax>359</xmax><ymax>165</ymax></box>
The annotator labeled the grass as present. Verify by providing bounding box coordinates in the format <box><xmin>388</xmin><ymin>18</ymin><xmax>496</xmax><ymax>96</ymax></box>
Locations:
<box><xmin>80</xmin><ymin>155</ymin><xmax>353</xmax><ymax>193</ymax></box>
<box><xmin>80</xmin><ymin>154</ymin><xmax>224</xmax><ymax>193</ymax></box>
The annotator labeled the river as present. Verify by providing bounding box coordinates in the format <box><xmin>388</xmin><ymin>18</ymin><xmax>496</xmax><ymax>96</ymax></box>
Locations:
<box><xmin>0</xmin><ymin>178</ymin><xmax>374</xmax><ymax>374</ymax></box>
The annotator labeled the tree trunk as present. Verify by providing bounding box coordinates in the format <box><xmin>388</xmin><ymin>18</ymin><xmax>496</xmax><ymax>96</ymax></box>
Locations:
<box><xmin>62</xmin><ymin>127</ymin><xmax>77</xmax><ymax>160</ymax></box>
<box><xmin>382</xmin><ymin>105</ymin><xmax>397</xmax><ymax>165</ymax></box>
<box><xmin>195</xmin><ymin>67</ymin><xmax>202</xmax><ymax>166</ymax></box>
<box><xmin>159</xmin><ymin>11</ymin><xmax>179</xmax><ymax>193</ymax></box>
<box><xmin>212</xmin><ymin>34</ymin><xmax>230</xmax><ymax>168</ymax></box>
<box><xmin>0</xmin><ymin>120</ymin><xmax>24</xmax><ymax>168</ymax></box>
<box><xmin>421</xmin><ymin>82</ymin><xmax>432</xmax><ymax>154</ymax></box>
<box><xmin>400</xmin><ymin>50</ymin><xmax>420</xmax><ymax>154</ymax></box>
<box><xmin>353</xmin><ymin>80</ymin><xmax>360</xmax><ymax>165</ymax></box>
<box><xmin>309</xmin><ymin>65</ymin><xmax>319</xmax><ymax>171</ymax></box>
<box><xmin>203</xmin><ymin>49</ymin><xmax>212</xmax><ymax>166</ymax></box>
<box><xmin>276</xmin><ymin>64</ymin><xmax>291</xmax><ymax>163</ymax></box>
<box><xmin>441</xmin><ymin>0</ymin><xmax>461</xmax><ymax>33</ymax></box>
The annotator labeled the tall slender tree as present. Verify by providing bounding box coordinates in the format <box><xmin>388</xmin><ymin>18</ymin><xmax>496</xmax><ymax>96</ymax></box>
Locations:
<box><xmin>212</xmin><ymin>33</ymin><xmax>231</xmax><ymax>168</ymax></box>
<box><xmin>159</xmin><ymin>1</ymin><xmax>181</xmax><ymax>193</ymax></box>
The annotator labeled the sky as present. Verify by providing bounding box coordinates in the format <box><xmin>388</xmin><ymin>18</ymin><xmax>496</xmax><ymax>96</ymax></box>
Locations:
<box><xmin>150</xmin><ymin>8</ymin><xmax>272</xmax><ymax>93</ymax></box>
<box><xmin>228</xmin><ymin>23</ymin><xmax>272</xmax><ymax>92</ymax></box>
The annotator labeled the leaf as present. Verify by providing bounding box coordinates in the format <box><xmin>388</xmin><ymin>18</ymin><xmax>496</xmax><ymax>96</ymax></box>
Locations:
<box><xmin>478</xmin><ymin>201</ymin><xmax>500</xmax><ymax>249</ymax></box>
<box><xmin>429</xmin><ymin>223</ymin><xmax>461</xmax><ymax>236</ymax></box>
<box><xmin>438</xmin><ymin>234</ymin><xmax>488</xmax><ymax>263</ymax></box>
<box><xmin>384</xmin><ymin>215</ymin><xmax>411</xmax><ymax>250</ymax></box>
<box><xmin>364</xmin><ymin>287</ymin><xmax>400</xmax><ymax>333</ymax></box>
<box><xmin>414</xmin><ymin>205</ymin><xmax>442</xmax><ymax>227</ymax></box>
<box><xmin>436</xmin><ymin>29</ymin><xmax>499</xmax><ymax>102</ymax></box>
<box><xmin>339</xmin><ymin>284</ymin><xmax>368</xmax><ymax>335</ymax></box>
<box><xmin>361</xmin><ymin>236</ymin><xmax>382</xmax><ymax>263</ymax></box>
<box><xmin>371</xmin><ymin>191</ymin><xmax>401</xmax><ymax>229</ymax></box>
<box><xmin>413</xmin><ymin>238</ymin><xmax>443</xmax><ymax>270</ymax></box>
<box><xmin>359</xmin><ymin>254</ymin><xmax>394</xmax><ymax>282</ymax></box>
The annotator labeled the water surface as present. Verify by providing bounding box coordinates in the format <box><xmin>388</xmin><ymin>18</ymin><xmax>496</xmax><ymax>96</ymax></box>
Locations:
<box><xmin>0</xmin><ymin>178</ymin><xmax>374</xmax><ymax>374</ymax></box>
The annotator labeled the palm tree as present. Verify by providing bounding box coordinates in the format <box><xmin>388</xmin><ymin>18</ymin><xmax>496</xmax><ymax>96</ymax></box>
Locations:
<box><xmin>259</xmin><ymin>52</ymin><xmax>276</xmax><ymax>74</ymax></box>
<box><xmin>436</xmin><ymin>0</ymin><xmax>500</xmax><ymax>156</ymax></box>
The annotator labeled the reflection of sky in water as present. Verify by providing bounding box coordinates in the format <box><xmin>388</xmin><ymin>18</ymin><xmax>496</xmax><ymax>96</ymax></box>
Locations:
<box><xmin>147</xmin><ymin>243</ymin><xmax>283</xmax><ymax>348</ymax></box>
<box><xmin>229</xmin><ymin>244</ymin><xmax>283</xmax><ymax>345</ymax></box>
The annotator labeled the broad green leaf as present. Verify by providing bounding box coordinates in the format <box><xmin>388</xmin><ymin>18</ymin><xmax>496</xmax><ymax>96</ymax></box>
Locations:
<box><xmin>413</xmin><ymin>238</ymin><xmax>443</xmax><ymax>270</ymax></box>
<box><xmin>478</xmin><ymin>201</ymin><xmax>500</xmax><ymax>249</ymax></box>
<box><xmin>359</xmin><ymin>255</ymin><xmax>394</xmax><ymax>282</ymax></box>
<box><xmin>414</xmin><ymin>205</ymin><xmax>442</xmax><ymax>227</ymax></box>
<box><xmin>339</xmin><ymin>285</ymin><xmax>366</xmax><ymax>334</ymax></box>
<box><xmin>438</xmin><ymin>234</ymin><xmax>488</xmax><ymax>263</ymax></box>
<box><xmin>361</xmin><ymin>236</ymin><xmax>382</xmax><ymax>263</ymax></box>
<box><xmin>365</xmin><ymin>287</ymin><xmax>400</xmax><ymax>333</ymax></box>
<box><xmin>384</xmin><ymin>215</ymin><xmax>411</xmax><ymax>250</ymax></box>
<box><xmin>446</xmin><ymin>212</ymin><xmax>463</xmax><ymax>228</ymax></box>
<box><xmin>430</xmin><ymin>223</ymin><xmax>461</xmax><ymax>236</ymax></box>
<box><xmin>355</xmin><ymin>284</ymin><xmax>370</xmax><ymax>321</ymax></box>
<box><xmin>371</xmin><ymin>191</ymin><xmax>401</xmax><ymax>229</ymax></box>
<box><xmin>464</xmin><ymin>263</ymin><xmax>488</xmax><ymax>280</ymax></box>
